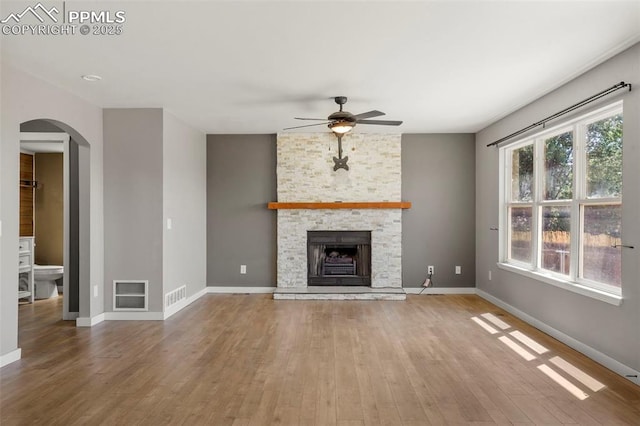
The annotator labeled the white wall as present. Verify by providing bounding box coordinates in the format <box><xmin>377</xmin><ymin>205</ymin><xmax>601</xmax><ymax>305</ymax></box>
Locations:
<box><xmin>162</xmin><ymin>111</ymin><xmax>206</xmax><ymax>300</ymax></box>
<box><xmin>475</xmin><ymin>43</ymin><xmax>640</xmax><ymax>377</ymax></box>
<box><xmin>1</xmin><ymin>64</ymin><xmax>104</xmax><ymax>360</ymax></box>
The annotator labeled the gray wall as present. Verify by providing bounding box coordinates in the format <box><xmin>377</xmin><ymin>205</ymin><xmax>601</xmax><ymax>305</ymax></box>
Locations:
<box><xmin>207</xmin><ymin>135</ymin><xmax>277</xmax><ymax>286</ymax></box>
<box><xmin>476</xmin><ymin>43</ymin><xmax>640</xmax><ymax>374</ymax></box>
<box><xmin>163</xmin><ymin>111</ymin><xmax>207</xmax><ymax>298</ymax></box>
<box><xmin>104</xmin><ymin>109</ymin><xmax>164</xmax><ymax>312</ymax></box>
<box><xmin>206</xmin><ymin>133</ymin><xmax>474</xmax><ymax>289</ymax></box>
<box><xmin>20</xmin><ymin>121</ymin><xmax>65</xmax><ymax>133</ymax></box>
<box><xmin>402</xmin><ymin>134</ymin><xmax>476</xmax><ymax>287</ymax></box>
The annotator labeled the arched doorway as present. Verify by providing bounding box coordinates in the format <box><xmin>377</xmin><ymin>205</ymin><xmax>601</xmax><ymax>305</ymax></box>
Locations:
<box><xmin>19</xmin><ymin>119</ymin><xmax>91</xmax><ymax>321</ymax></box>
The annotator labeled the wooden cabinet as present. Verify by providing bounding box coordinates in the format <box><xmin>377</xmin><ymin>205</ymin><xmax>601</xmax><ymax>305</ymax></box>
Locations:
<box><xmin>20</xmin><ymin>153</ymin><xmax>34</xmax><ymax>237</ymax></box>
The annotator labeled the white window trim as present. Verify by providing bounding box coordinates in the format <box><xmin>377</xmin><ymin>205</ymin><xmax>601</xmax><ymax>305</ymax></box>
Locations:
<box><xmin>496</xmin><ymin>262</ymin><xmax>622</xmax><ymax>306</ymax></box>
<box><xmin>498</xmin><ymin>101</ymin><xmax>623</xmax><ymax>305</ymax></box>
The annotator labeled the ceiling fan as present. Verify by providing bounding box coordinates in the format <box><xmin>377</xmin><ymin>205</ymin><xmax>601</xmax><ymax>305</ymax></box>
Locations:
<box><xmin>283</xmin><ymin>96</ymin><xmax>403</xmax><ymax>134</ymax></box>
<box><xmin>284</xmin><ymin>96</ymin><xmax>403</xmax><ymax>171</ymax></box>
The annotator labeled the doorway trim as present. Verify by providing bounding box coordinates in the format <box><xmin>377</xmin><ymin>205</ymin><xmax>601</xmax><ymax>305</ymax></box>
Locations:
<box><xmin>19</xmin><ymin>131</ymin><xmax>78</xmax><ymax>320</ymax></box>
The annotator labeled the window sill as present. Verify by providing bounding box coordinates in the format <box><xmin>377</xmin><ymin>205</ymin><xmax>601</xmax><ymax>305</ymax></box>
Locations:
<box><xmin>496</xmin><ymin>262</ymin><xmax>623</xmax><ymax>306</ymax></box>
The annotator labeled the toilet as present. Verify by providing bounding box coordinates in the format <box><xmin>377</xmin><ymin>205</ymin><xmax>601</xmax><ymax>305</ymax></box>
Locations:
<box><xmin>33</xmin><ymin>265</ymin><xmax>63</xmax><ymax>299</ymax></box>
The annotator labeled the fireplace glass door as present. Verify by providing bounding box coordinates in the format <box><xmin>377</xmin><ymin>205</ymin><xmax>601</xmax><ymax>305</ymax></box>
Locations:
<box><xmin>307</xmin><ymin>231</ymin><xmax>371</xmax><ymax>286</ymax></box>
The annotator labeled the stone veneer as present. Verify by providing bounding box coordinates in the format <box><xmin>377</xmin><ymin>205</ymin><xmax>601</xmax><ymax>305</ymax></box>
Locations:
<box><xmin>276</xmin><ymin>133</ymin><xmax>402</xmax><ymax>288</ymax></box>
<box><xmin>277</xmin><ymin>133</ymin><xmax>401</xmax><ymax>201</ymax></box>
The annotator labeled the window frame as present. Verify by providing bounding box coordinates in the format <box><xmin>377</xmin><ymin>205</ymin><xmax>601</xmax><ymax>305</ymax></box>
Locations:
<box><xmin>498</xmin><ymin>101</ymin><xmax>623</xmax><ymax>304</ymax></box>
<box><xmin>504</xmin><ymin>140</ymin><xmax>535</xmax><ymax>269</ymax></box>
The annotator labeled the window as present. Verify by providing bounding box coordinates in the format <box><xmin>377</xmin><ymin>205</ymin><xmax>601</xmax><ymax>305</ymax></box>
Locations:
<box><xmin>501</xmin><ymin>102</ymin><xmax>623</xmax><ymax>298</ymax></box>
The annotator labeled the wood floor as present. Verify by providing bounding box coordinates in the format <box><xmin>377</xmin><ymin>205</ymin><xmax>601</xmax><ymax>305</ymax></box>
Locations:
<box><xmin>2</xmin><ymin>294</ymin><xmax>639</xmax><ymax>425</ymax></box>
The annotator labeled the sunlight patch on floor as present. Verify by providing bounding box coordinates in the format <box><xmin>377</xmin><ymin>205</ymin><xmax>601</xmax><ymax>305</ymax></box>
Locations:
<box><xmin>550</xmin><ymin>356</ymin><xmax>606</xmax><ymax>392</ymax></box>
<box><xmin>498</xmin><ymin>335</ymin><xmax>536</xmax><ymax>361</ymax></box>
<box><xmin>538</xmin><ymin>364</ymin><xmax>589</xmax><ymax>400</ymax></box>
<box><xmin>469</xmin><ymin>312</ymin><xmax>607</xmax><ymax>401</ymax></box>
<box><xmin>509</xmin><ymin>330</ymin><xmax>549</xmax><ymax>354</ymax></box>
<box><xmin>471</xmin><ymin>316</ymin><xmax>499</xmax><ymax>334</ymax></box>
<box><xmin>481</xmin><ymin>312</ymin><xmax>511</xmax><ymax>330</ymax></box>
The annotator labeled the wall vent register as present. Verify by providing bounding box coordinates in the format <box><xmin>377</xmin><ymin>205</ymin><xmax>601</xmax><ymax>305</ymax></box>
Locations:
<box><xmin>113</xmin><ymin>280</ymin><xmax>148</xmax><ymax>311</ymax></box>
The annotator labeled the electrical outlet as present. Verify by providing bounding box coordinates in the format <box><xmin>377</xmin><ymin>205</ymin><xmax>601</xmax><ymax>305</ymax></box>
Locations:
<box><xmin>240</xmin><ymin>264</ymin><xmax>247</xmax><ymax>274</ymax></box>
<box><xmin>428</xmin><ymin>265</ymin><xmax>434</xmax><ymax>275</ymax></box>
<box><xmin>488</xmin><ymin>270</ymin><xmax>492</xmax><ymax>281</ymax></box>
<box><xmin>93</xmin><ymin>285</ymin><xmax>98</xmax><ymax>298</ymax></box>
<box><xmin>455</xmin><ymin>266</ymin><xmax>461</xmax><ymax>274</ymax></box>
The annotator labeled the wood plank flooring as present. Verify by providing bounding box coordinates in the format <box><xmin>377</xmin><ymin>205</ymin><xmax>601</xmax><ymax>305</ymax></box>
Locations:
<box><xmin>2</xmin><ymin>294</ymin><xmax>639</xmax><ymax>425</ymax></box>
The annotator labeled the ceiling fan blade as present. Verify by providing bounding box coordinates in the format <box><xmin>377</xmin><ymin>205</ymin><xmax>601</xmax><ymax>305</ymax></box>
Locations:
<box><xmin>283</xmin><ymin>122</ymin><xmax>331</xmax><ymax>130</ymax></box>
<box><xmin>294</xmin><ymin>117</ymin><xmax>328</xmax><ymax>121</ymax></box>
<box><xmin>353</xmin><ymin>110</ymin><xmax>385</xmax><ymax>120</ymax></box>
<box><xmin>357</xmin><ymin>119</ymin><xmax>403</xmax><ymax>126</ymax></box>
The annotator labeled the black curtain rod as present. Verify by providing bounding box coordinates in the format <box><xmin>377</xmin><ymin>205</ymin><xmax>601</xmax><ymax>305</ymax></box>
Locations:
<box><xmin>487</xmin><ymin>81</ymin><xmax>632</xmax><ymax>148</ymax></box>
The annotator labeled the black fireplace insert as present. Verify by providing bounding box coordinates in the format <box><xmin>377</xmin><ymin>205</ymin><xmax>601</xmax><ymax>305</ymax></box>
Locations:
<box><xmin>307</xmin><ymin>230</ymin><xmax>371</xmax><ymax>286</ymax></box>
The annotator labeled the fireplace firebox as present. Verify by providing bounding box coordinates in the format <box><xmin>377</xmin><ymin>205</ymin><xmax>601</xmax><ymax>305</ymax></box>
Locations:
<box><xmin>307</xmin><ymin>231</ymin><xmax>371</xmax><ymax>286</ymax></box>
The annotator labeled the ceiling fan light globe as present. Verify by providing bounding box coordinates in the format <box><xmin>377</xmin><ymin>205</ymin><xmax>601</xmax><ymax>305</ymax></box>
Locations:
<box><xmin>329</xmin><ymin>121</ymin><xmax>354</xmax><ymax>134</ymax></box>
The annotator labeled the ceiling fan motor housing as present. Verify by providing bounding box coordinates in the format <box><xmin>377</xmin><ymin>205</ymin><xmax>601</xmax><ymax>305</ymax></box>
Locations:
<box><xmin>328</xmin><ymin>110</ymin><xmax>356</xmax><ymax>123</ymax></box>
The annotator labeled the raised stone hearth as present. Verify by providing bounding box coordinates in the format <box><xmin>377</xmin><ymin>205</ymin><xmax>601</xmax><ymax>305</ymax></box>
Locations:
<box><xmin>273</xmin><ymin>286</ymin><xmax>406</xmax><ymax>301</ymax></box>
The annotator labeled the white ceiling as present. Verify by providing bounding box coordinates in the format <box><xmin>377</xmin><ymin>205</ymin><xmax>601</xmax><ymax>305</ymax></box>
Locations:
<box><xmin>2</xmin><ymin>1</ymin><xmax>639</xmax><ymax>134</ymax></box>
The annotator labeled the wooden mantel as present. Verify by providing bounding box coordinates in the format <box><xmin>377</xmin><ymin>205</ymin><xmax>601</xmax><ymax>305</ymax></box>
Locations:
<box><xmin>267</xmin><ymin>202</ymin><xmax>411</xmax><ymax>210</ymax></box>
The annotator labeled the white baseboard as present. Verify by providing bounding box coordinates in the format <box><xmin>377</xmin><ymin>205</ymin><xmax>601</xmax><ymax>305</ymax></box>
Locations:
<box><xmin>0</xmin><ymin>348</ymin><xmax>21</xmax><ymax>368</ymax></box>
<box><xmin>77</xmin><ymin>312</ymin><xmax>162</xmax><ymax>324</ymax></box>
<box><xmin>76</xmin><ymin>313</ymin><xmax>105</xmax><ymax>327</ymax></box>
<box><xmin>476</xmin><ymin>289</ymin><xmax>640</xmax><ymax>387</ymax></box>
<box><xmin>206</xmin><ymin>286</ymin><xmax>276</xmax><ymax>294</ymax></box>
<box><xmin>164</xmin><ymin>287</ymin><xmax>208</xmax><ymax>320</ymax></box>
<box><xmin>207</xmin><ymin>287</ymin><xmax>473</xmax><ymax>295</ymax></box>
<box><xmin>104</xmin><ymin>311</ymin><xmax>164</xmax><ymax>321</ymax></box>
<box><xmin>100</xmin><ymin>287</ymin><xmax>274</xmax><ymax>320</ymax></box>
<box><xmin>76</xmin><ymin>287</ymin><xmax>270</xmax><ymax>324</ymax></box>
<box><xmin>404</xmin><ymin>287</ymin><xmax>477</xmax><ymax>295</ymax></box>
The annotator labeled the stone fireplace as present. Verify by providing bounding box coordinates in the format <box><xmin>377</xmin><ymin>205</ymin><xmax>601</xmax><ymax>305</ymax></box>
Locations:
<box><xmin>274</xmin><ymin>133</ymin><xmax>403</xmax><ymax>289</ymax></box>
